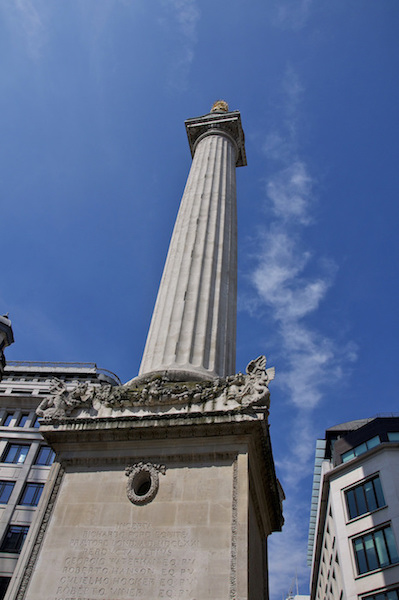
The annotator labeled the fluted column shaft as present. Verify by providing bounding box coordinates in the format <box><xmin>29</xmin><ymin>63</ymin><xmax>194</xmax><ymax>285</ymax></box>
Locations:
<box><xmin>139</xmin><ymin>129</ymin><xmax>238</xmax><ymax>380</ymax></box>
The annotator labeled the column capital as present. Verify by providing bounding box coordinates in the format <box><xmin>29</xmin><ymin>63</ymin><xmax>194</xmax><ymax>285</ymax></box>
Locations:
<box><xmin>185</xmin><ymin>110</ymin><xmax>247</xmax><ymax>167</ymax></box>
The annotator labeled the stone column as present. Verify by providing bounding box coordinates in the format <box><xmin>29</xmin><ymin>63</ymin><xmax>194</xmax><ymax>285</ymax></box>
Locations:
<box><xmin>139</xmin><ymin>103</ymin><xmax>246</xmax><ymax>380</ymax></box>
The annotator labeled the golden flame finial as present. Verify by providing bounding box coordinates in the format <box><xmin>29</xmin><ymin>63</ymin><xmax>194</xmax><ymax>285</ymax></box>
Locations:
<box><xmin>211</xmin><ymin>100</ymin><xmax>229</xmax><ymax>113</ymax></box>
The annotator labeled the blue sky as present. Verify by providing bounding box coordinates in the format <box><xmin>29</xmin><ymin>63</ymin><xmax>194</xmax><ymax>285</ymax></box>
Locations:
<box><xmin>1</xmin><ymin>1</ymin><xmax>399</xmax><ymax>597</ymax></box>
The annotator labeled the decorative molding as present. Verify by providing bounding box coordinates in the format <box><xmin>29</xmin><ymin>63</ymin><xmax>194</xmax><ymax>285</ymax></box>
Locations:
<box><xmin>125</xmin><ymin>461</ymin><xmax>166</xmax><ymax>505</ymax></box>
<box><xmin>185</xmin><ymin>110</ymin><xmax>247</xmax><ymax>167</ymax></box>
<box><xmin>230</xmin><ymin>456</ymin><xmax>238</xmax><ymax>599</ymax></box>
<box><xmin>61</xmin><ymin>451</ymin><xmax>237</xmax><ymax>468</ymax></box>
<box><xmin>37</xmin><ymin>356</ymin><xmax>275</xmax><ymax>422</ymax></box>
<box><xmin>15</xmin><ymin>465</ymin><xmax>65</xmax><ymax>600</ymax></box>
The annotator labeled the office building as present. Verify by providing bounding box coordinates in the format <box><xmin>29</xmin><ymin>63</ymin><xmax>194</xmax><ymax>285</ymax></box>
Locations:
<box><xmin>308</xmin><ymin>417</ymin><xmax>399</xmax><ymax>600</ymax></box>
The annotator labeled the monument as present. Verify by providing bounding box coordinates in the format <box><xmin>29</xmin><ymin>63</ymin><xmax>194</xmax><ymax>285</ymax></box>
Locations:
<box><xmin>6</xmin><ymin>102</ymin><xmax>284</xmax><ymax>600</ymax></box>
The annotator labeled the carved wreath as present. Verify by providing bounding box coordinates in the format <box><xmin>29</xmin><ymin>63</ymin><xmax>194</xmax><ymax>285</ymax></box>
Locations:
<box><xmin>125</xmin><ymin>462</ymin><xmax>166</xmax><ymax>505</ymax></box>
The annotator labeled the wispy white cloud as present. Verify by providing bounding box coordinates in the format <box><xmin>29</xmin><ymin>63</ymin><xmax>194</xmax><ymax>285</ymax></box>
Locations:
<box><xmin>13</xmin><ymin>0</ymin><xmax>46</xmax><ymax>60</ymax></box>
<box><xmin>159</xmin><ymin>0</ymin><xmax>200</xmax><ymax>91</ymax></box>
<box><xmin>272</xmin><ymin>0</ymin><xmax>313</xmax><ymax>30</ymax></box>
<box><xmin>247</xmin><ymin>65</ymin><xmax>357</xmax><ymax>598</ymax></box>
<box><xmin>266</xmin><ymin>162</ymin><xmax>313</xmax><ymax>224</ymax></box>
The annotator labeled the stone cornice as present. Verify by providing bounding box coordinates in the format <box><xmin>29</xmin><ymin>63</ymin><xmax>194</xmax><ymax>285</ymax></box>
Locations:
<box><xmin>185</xmin><ymin>110</ymin><xmax>247</xmax><ymax>167</ymax></box>
<box><xmin>36</xmin><ymin>356</ymin><xmax>275</xmax><ymax>423</ymax></box>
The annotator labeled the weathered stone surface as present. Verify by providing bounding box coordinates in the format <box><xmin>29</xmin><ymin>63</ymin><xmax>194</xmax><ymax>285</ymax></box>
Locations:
<box><xmin>8</xmin><ymin>398</ymin><xmax>283</xmax><ymax>600</ymax></box>
<box><xmin>36</xmin><ymin>355</ymin><xmax>275</xmax><ymax>422</ymax></box>
<box><xmin>14</xmin><ymin>452</ymin><xmax>241</xmax><ymax>599</ymax></box>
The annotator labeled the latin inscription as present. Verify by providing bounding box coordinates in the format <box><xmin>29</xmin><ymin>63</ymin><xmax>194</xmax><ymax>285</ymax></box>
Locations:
<box><xmin>53</xmin><ymin>523</ymin><xmax>198</xmax><ymax>600</ymax></box>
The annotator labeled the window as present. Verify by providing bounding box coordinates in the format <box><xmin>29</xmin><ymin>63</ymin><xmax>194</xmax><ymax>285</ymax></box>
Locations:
<box><xmin>2</xmin><ymin>414</ymin><xmax>13</xmax><ymax>427</ymax></box>
<box><xmin>353</xmin><ymin>526</ymin><xmax>399</xmax><ymax>575</ymax></box>
<box><xmin>17</xmin><ymin>414</ymin><xmax>29</xmax><ymax>427</ymax></box>
<box><xmin>342</xmin><ymin>436</ymin><xmax>381</xmax><ymax>463</ymax></box>
<box><xmin>2</xmin><ymin>444</ymin><xmax>30</xmax><ymax>464</ymax></box>
<box><xmin>363</xmin><ymin>587</ymin><xmax>399</xmax><ymax>600</ymax></box>
<box><xmin>387</xmin><ymin>432</ymin><xmax>399</xmax><ymax>442</ymax></box>
<box><xmin>19</xmin><ymin>483</ymin><xmax>44</xmax><ymax>506</ymax></box>
<box><xmin>0</xmin><ymin>577</ymin><xmax>11</xmax><ymax>600</ymax></box>
<box><xmin>35</xmin><ymin>447</ymin><xmax>55</xmax><ymax>466</ymax></box>
<box><xmin>0</xmin><ymin>481</ymin><xmax>14</xmax><ymax>504</ymax></box>
<box><xmin>346</xmin><ymin>475</ymin><xmax>385</xmax><ymax>519</ymax></box>
<box><xmin>0</xmin><ymin>525</ymin><xmax>29</xmax><ymax>553</ymax></box>
<box><xmin>33</xmin><ymin>416</ymin><xmax>40</xmax><ymax>429</ymax></box>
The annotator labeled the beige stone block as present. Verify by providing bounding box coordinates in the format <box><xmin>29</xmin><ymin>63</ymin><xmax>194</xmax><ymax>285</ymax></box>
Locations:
<box><xmin>158</xmin><ymin>472</ymin><xmax>184</xmax><ymax>501</ymax></box>
<box><xmin>61</xmin><ymin>502</ymin><xmax>102</xmax><ymax>527</ymax></box>
<box><xmin>176</xmin><ymin>502</ymin><xmax>209</xmax><ymax>526</ymax></box>
<box><xmin>132</xmin><ymin>502</ymin><xmax>177</xmax><ymax>526</ymax></box>
<box><xmin>209</xmin><ymin>501</ymin><xmax>231</xmax><ymax>524</ymax></box>
<box><xmin>196</xmin><ymin>477</ymin><xmax>232</xmax><ymax>502</ymax></box>
<box><xmin>97</xmin><ymin>502</ymin><xmax>133</xmax><ymax>526</ymax></box>
<box><xmin>196</xmin><ymin>525</ymin><xmax>231</xmax><ymax>550</ymax></box>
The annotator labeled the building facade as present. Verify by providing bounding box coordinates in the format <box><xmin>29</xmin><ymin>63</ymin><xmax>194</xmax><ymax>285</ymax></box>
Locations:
<box><xmin>308</xmin><ymin>417</ymin><xmax>399</xmax><ymax>600</ymax></box>
<box><xmin>0</xmin><ymin>362</ymin><xmax>119</xmax><ymax>599</ymax></box>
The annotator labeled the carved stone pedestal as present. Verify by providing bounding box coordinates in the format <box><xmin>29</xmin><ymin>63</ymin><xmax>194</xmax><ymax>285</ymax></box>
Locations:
<box><xmin>6</xmin><ymin>357</ymin><xmax>283</xmax><ymax>600</ymax></box>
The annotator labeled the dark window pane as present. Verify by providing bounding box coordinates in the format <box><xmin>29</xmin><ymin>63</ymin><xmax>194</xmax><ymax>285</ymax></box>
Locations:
<box><xmin>347</xmin><ymin>489</ymin><xmax>357</xmax><ymax>519</ymax></box>
<box><xmin>342</xmin><ymin>449</ymin><xmax>355</xmax><ymax>463</ymax></box>
<box><xmin>19</xmin><ymin>483</ymin><xmax>44</xmax><ymax>506</ymax></box>
<box><xmin>354</xmin><ymin>527</ymin><xmax>399</xmax><ymax>575</ymax></box>
<box><xmin>374</xmin><ymin>477</ymin><xmax>385</xmax><ymax>507</ymax></box>
<box><xmin>0</xmin><ymin>577</ymin><xmax>11</xmax><ymax>600</ymax></box>
<box><xmin>354</xmin><ymin>442</ymin><xmax>367</xmax><ymax>457</ymax></box>
<box><xmin>384</xmin><ymin>527</ymin><xmax>399</xmax><ymax>563</ymax></box>
<box><xmin>354</xmin><ymin>538</ymin><xmax>368</xmax><ymax>574</ymax></box>
<box><xmin>0</xmin><ymin>482</ymin><xmax>14</xmax><ymax>504</ymax></box>
<box><xmin>33</xmin><ymin>417</ymin><xmax>40</xmax><ymax>429</ymax></box>
<box><xmin>364</xmin><ymin>480</ymin><xmax>377</xmax><ymax>512</ymax></box>
<box><xmin>3</xmin><ymin>415</ymin><xmax>13</xmax><ymax>427</ymax></box>
<box><xmin>17</xmin><ymin>414</ymin><xmax>29</xmax><ymax>427</ymax></box>
<box><xmin>2</xmin><ymin>445</ymin><xmax>29</xmax><ymax>464</ymax></box>
<box><xmin>0</xmin><ymin>525</ymin><xmax>29</xmax><ymax>553</ymax></box>
<box><xmin>364</xmin><ymin>533</ymin><xmax>379</xmax><ymax>570</ymax></box>
<box><xmin>346</xmin><ymin>476</ymin><xmax>385</xmax><ymax>520</ymax></box>
<box><xmin>373</xmin><ymin>530</ymin><xmax>389</xmax><ymax>567</ymax></box>
<box><xmin>364</xmin><ymin>591</ymin><xmax>399</xmax><ymax>600</ymax></box>
<box><xmin>35</xmin><ymin>447</ymin><xmax>55</xmax><ymax>466</ymax></box>
<box><xmin>367</xmin><ymin>436</ymin><xmax>381</xmax><ymax>449</ymax></box>
<box><xmin>355</xmin><ymin>486</ymin><xmax>367</xmax><ymax>515</ymax></box>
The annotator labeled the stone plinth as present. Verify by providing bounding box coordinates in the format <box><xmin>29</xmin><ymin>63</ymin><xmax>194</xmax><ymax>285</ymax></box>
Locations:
<box><xmin>6</xmin><ymin>357</ymin><xmax>283</xmax><ymax>600</ymax></box>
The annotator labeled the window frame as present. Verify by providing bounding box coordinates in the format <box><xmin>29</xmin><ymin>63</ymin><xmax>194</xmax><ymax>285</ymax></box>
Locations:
<box><xmin>2</xmin><ymin>414</ymin><xmax>14</xmax><ymax>427</ymax></box>
<box><xmin>18</xmin><ymin>482</ymin><xmax>44</xmax><ymax>507</ymax></box>
<box><xmin>345</xmin><ymin>474</ymin><xmax>386</xmax><ymax>521</ymax></box>
<box><xmin>362</xmin><ymin>586</ymin><xmax>399</xmax><ymax>600</ymax></box>
<box><xmin>0</xmin><ymin>525</ymin><xmax>29</xmax><ymax>554</ymax></box>
<box><xmin>0</xmin><ymin>481</ymin><xmax>15</xmax><ymax>504</ymax></box>
<box><xmin>17</xmin><ymin>414</ymin><xmax>29</xmax><ymax>428</ymax></box>
<box><xmin>352</xmin><ymin>524</ymin><xmax>399</xmax><ymax>576</ymax></box>
<box><xmin>1</xmin><ymin>444</ymin><xmax>30</xmax><ymax>465</ymax></box>
<box><xmin>34</xmin><ymin>446</ymin><xmax>55</xmax><ymax>467</ymax></box>
<box><xmin>342</xmin><ymin>435</ymin><xmax>381</xmax><ymax>463</ymax></box>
